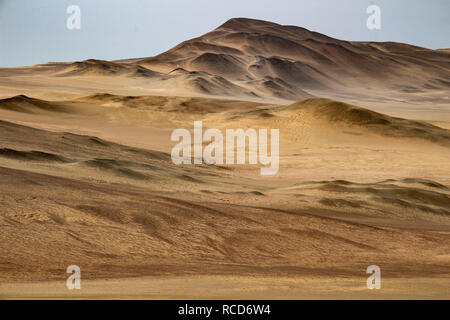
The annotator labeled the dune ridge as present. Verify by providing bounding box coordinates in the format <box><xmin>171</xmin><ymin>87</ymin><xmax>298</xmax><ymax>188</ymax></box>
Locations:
<box><xmin>284</xmin><ymin>98</ymin><xmax>450</xmax><ymax>146</ymax></box>
<box><xmin>2</xmin><ymin>18</ymin><xmax>448</xmax><ymax>104</ymax></box>
<box><xmin>0</xmin><ymin>17</ymin><xmax>449</xmax><ymax>299</ymax></box>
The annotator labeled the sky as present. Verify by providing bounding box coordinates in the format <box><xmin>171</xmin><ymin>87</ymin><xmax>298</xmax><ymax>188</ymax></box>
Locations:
<box><xmin>0</xmin><ymin>0</ymin><xmax>449</xmax><ymax>67</ymax></box>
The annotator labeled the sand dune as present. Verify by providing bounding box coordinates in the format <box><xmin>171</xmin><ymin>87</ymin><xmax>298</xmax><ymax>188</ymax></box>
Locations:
<box><xmin>0</xmin><ymin>95</ymin><xmax>73</xmax><ymax>114</ymax></box>
<box><xmin>0</xmin><ymin>126</ymin><xmax>449</xmax><ymax>282</ymax></box>
<box><xmin>0</xmin><ymin>148</ymin><xmax>70</xmax><ymax>163</ymax></box>
<box><xmin>2</xmin><ymin>93</ymin><xmax>448</xmax><ymax>147</ymax></box>
<box><xmin>283</xmin><ymin>99</ymin><xmax>450</xmax><ymax>146</ymax></box>
<box><xmin>1</xmin><ymin>17</ymin><xmax>449</xmax><ymax>299</ymax></box>
<box><xmin>135</xmin><ymin>17</ymin><xmax>450</xmax><ymax>96</ymax></box>
<box><xmin>2</xmin><ymin>18</ymin><xmax>448</xmax><ymax>105</ymax></box>
<box><xmin>0</xmin><ymin>93</ymin><xmax>449</xmax><ymax>298</ymax></box>
<box><xmin>295</xmin><ymin>179</ymin><xmax>450</xmax><ymax>224</ymax></box>
<box><xmin>57</xmin><ymin>59</ymin><xmax>163</xmax><ymax>78</ymax></box>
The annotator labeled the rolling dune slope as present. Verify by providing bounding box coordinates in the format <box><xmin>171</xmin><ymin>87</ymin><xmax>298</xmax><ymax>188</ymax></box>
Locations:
<box><xmin>0</xmin><ymin>119</ymin><xmax>449</xmax><ymax>290</ymax></box>
<box><xmin>1</xmin><ymin>17</ymin><xmax>449</xmax><ymax>299</ymax></box>
<box><xmin>283</xmin><ymin>98</ymin><xmax>450</xmax><ymax>146</ymax></box>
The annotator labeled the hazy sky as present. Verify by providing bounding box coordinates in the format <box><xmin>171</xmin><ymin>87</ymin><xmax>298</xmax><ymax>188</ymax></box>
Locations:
<box><xmin>0</xmin><ymin>0</ymin><xmax>449</xmax><ymax>67</ymax></box>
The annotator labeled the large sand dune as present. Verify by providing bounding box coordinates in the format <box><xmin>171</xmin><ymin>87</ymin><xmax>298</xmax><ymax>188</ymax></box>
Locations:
<box><xmin>1</xmin><ymin>18</ymin><xmax>449</xmax><ymax>110</ymax></box>
<box><xmin>0</xmin><ymin>18</ymin><xmax>449</xmax><ymax>299</ymax></box>
<box><xmin>0</xmin><ymin>93</ymin><xmax>449</xmax><ymax>298</ymax></box>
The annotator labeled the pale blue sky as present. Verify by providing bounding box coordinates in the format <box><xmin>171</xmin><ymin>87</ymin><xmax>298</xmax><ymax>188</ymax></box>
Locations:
<box><xmin>0</xmin><ymin>0</ymin><xmax>449</xmax><ymax>67</ymax></box>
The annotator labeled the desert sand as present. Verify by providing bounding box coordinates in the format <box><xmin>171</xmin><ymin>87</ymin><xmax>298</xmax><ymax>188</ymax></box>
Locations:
<box><xmin>0</xmin><ymin>18</ymin><xmax>449</xmax><ymax>299</ymax></box>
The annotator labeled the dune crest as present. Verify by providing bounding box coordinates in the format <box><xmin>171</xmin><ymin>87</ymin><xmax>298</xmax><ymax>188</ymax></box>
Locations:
<box><xmin>284</xmin><ymin>98</ymin><xmax>450</xmax><ymax>146</ymax></box>
<box><xmin>0</xmin><ymin>17</ymin><xmax>449</xmax><ymax>299</ymax></box>
<box><xmin>3</xmin><ymin>18</ymin><xmax>448</xmax><ymax>104</ymax></box>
